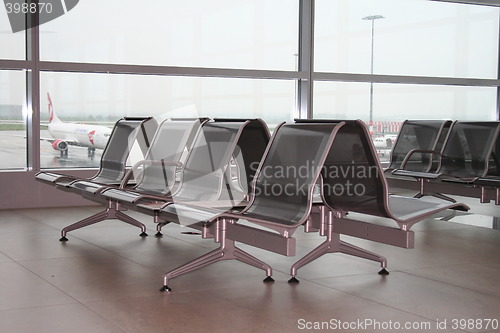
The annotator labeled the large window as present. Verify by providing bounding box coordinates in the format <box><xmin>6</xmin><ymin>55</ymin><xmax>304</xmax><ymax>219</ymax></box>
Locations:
<box><xmin>40</xmin><ymin>0</ymin><xmax>299</xmax><ymax>70</ymax></box>
<box><xmin>315</xmin><ymin>0</ymin><xmax>499</xmax><ymax>79</ymax></box>
<box><xmin>314</xmin><ymin>82</ymin><xmax>498</xmax><ymax>121</ymax></box>
<box><xmin>0</xmin><ymin>9</ymin><xmax>25</xmax><ymax>59</ymax></box>
<box><xmin>40</xmin><ymin>72</ymin><xmax>294</xmax><ymax>168</ymax></box>
<box><xmin>0</xmin><ymin>0</ymin><xmax>499</xmax><ymax>178</ymax></box>
<box><xmin>0</xmin><ymin>70</ymin><xmax>26</xmax><ymax>169</ymax></box>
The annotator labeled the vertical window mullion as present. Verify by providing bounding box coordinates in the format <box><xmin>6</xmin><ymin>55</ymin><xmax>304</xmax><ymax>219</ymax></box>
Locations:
<box><xmin>26</xmin><ymin>7</ymin><xmax>40</xmax><ymax>171</ymax></box>
<box><xmin>298</xmin><ymin>0</ymin><xmax>314</xmax><ymax>119</ymax></box>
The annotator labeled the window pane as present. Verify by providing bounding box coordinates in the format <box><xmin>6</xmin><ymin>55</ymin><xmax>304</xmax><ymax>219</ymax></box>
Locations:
<box><xmin>40</xmin><ymin>72</ymin><xmax>294</xmax><ymax>169</ymax></box>
<box><xmin>314</xmin><ymin>81</ymin><xmax>371</xmax><ymax>120</ymax></box>
<box><xmin>0</xmin><ymin>70</ymin><xmax>26</xmax><ymax>169</ymax></box>
<box><xmin>314</xmin><ymin>81</ymin><xmax>497</xmax><ymax>162</ymax></box>
<box><xmin>0</xmin><ymin>8</ymin><xmax>25</xmax><ymax>59</ymax></box>
<box><xmin>374</xmin><ymin>83</ymin><xmax>497</xmax><ymax>122</ymax></box>
<box><xmin>315</xmin><ymin>0</ymin><xmax>499</xmax><ymax>79</ymax></box>
<box><xmin>315</xmin><ymin>81</ymin><xmax>497</xmax><ymax>121</ymax></box>
<box><xmin>40</xmin><ymin>0</ymin><xmax>299</xmax><ymax>70</ymax></box>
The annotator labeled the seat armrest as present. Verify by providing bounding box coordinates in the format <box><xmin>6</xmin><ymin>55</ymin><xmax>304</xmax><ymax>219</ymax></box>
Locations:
<box><xmin>474</xmin><ymin>176</ymin><xmax>500</xmax><ymax>187</ymax></box>
<box><xmin>400</xmin><ymin>149</ymin><xmax>441</xmax><ymax>170</ymax></box>
<box><xmin>391</xmin><ymin>169</ymin><xmax>442</xmax><ymax>179</ymax></box>
<box><xmin>120</xmin><ymin>160</ymin><xmax>183</xmax><ymax>189</ymax></box>
<box><xmin>35</xmin><ymin>172</ymin><xmax>75</xmax><ymax>184</ymax></box>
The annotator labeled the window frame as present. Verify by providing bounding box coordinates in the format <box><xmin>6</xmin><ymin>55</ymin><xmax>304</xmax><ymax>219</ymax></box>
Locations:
<box><xmin>0</xmin><ymin>0</ymin><xmax>498</xmax><ymax>209</ymax></box>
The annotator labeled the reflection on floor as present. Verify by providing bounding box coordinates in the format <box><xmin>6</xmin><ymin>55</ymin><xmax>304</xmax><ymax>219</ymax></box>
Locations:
<box><xmin>0</xmin><ymin>198</ymin><xmax>499</xmax><ymax>333</ymax></box>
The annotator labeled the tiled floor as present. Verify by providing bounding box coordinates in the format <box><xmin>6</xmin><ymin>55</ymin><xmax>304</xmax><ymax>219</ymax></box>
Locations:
<box><xmin>0</xmin><ymin>198</ymin><xmax>499</xmax><ymax>333</ymax></box>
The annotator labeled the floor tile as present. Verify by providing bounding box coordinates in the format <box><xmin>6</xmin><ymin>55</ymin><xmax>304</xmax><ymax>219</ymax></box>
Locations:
<box><xmin>0</xmin><ymin>261</ymin><xmax>76</xmax><ymax>311</ymax></box>
<box><xmin>314</xmin><ymin>272</ymin><xmax>500</xmax><ymax>333</ymax></box>
<box><xmin>20</xmin><ymin>255</ymin><xmax>163</xmax><ymax>302</ymax></box>
<box><xmin>327</xmin><ymin>230</ymin><xmax>500</xmax><ymax>272</ymax></box>
<box><xmin>0</xmin><ymin>251</ymin><xmax>12</xmax><ymax>262</ymax></box>
<box><xmin>0</xmin><ymin>209</ymin><xmax>55</xmax><ymax>234</ymax></box>
<box><xmin>405</xmin><ymin>262</ymin><xmax>500</xmax><ymax>297</ymax></box>
<box><xmin>0</xmin><ymin>204</ymin><xmax>498</xmax><ymax>332</ymax></box>
<box><xmin>84</xmin><ymin>292</ymin><xmax>291</xmax><ymax>333</ymax></box>
<box><xmin>0</xmin><ymin>229</ymin><xmax>108</xmax><ymax>261</ymax></box>
<box><xmin>0</xmin><ymin>303</ymin><xmax>125</xmax><ymax>333</ymax></box>
<box><xmin>216</xmin><ymin>280</ymin><xmax>469</xmax><ymax>333</ymax></box>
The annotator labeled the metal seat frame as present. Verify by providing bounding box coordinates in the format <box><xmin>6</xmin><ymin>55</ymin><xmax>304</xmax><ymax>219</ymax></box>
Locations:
<box><xmin>56</xmin><ymin>118</ymin><xmax>206</xmax><ymax>241</ymax></box>
<box><xmin>149</xmin><ymin>120</ymin><xmax>469</xmax><ymax>291</ymax></box>
<box><xmin>35</xmin><ymin>116</ymin><xmax>157</xmax><ymax>187</ymax></box>
<box><xmin>392</xmin><ymin>121</ymin><xmax>500</xmax><ymax>202</ymax></box>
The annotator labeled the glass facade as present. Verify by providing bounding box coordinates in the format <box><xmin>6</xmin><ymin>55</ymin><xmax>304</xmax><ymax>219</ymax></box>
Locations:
<box><xmin>0</xmin><ymin>70</ymin><xmax>26</xmax><ymax>169</ymax></box>
<box><xmin>315</xmin><ymin>82</ymin><xmax>498</xmax><ymax>121</ymax></box>
<box><xmin>315</xmin><ymin>0</ymin><xmax>499</xmax><ymax>79</ymax></box>
<box><xmin>40</xmin><ymin>0</ymin><xmax>299</xmax><ymax>70</ymax></box>
<box><xmin>39</xmin><ymin>72</ymin><xmax>294</xmax><ymax>168</ymax></box>
<box><xmin>0</xmin><ymin>0</ymin><xmax>499</xmax><ymax>174</ymax></box>
<box><xmin>0</xmin><ymin>9</ymin><xmax>25</xmax><ymax>60</ymax></box>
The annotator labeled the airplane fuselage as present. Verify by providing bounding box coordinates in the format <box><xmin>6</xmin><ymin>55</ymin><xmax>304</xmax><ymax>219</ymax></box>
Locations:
<box><xmin>48</xmin><ymin>122</ymin><xmax>111</xmax><ymax>150</ymax></box>
<box><xmin>373</xmin><ymin>135</ymin><xmax>397</xmax><ymax>149</ymax></box>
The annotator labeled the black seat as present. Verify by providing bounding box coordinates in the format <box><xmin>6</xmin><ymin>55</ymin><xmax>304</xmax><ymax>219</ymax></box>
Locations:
<box><xmin>57</xmin><ymin>118</ymin><xmax>205</xmax><ymax>241</ymax></box>
<box><xmin>35</xmin><ymin>116</ymin><xmax>157</xmax><ymax>187</ymax></box>
<box><xmin>99</xmin><ymin>119</ymin><xmax>206</xmax><ymax>202</ymax></box>
<box><xmin>385</xmin><ymin>120</ymin><xmax>452</xmax><ymax>173</ymax></box>
<box><xmin>152</xmin><ymin>121</ymin><xmax>342</xmax><ymax>291</ymax></box>
<box><xmin>213</xmin><ymin>118</ymin><xmax>271</xmax><ymax>199</ymax></box>
<box><xmin>392</xmin><ymin>121</ymin><xmax>500</xmax><ymax>201</ymax></box>
<box><xmin>288</xmin><ymin>119</ymin><xmax>469</xmax><ymax>282</ymax></box>
<box><xmin>84</xmin><ymin>119</ymin><xmax>466</xmax><ymax>291</ymax></box>
<box><xmin>486</xmin><ymin>128</ymin><xmax>500</xmax><ymax>177</ymax></box>
<box><xmin>134</xmin><ymin>119</ymin><xmax>270</xmax><ymax>235</ymax></box>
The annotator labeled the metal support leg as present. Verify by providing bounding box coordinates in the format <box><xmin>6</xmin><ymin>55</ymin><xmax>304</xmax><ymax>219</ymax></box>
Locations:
<box><xmin>289</xmin><ymin>240</ymin><xmax>333</xmax><ymax>279</ymax></box>
<box><xmin>289</xmin><ymin>210</ymin><xmax>388</xmax><ymax>283</ymax></box>
<box><xmin>289</xmin><ymin>213</ymin><xmax>338</xmax><ymax>283</ymax></box>
<box><xmin>431</xmin><ymin>193</ymin><xmax>457</xmax><ymax>203</ymax></box>
<box><xmin>155</xmin><ymin>221</ymin><xmax>171</xmax><ymax>238</ymax></box>
<box><xmin>338</xmin><ymin>241</ymin><xmax>387</xmax><ymax>269</ymax></box>
<box><xmin>160</xmin><ymin>219</ymin><xmax>274</xmax><ymax>292</ymax></box>
<box><xmin>114</xmin><ymin>210</ymin><xmax>148</xmax><ymax>236</ymax></box>
<box><xmin>60</xmin><ymin>201</ymin><xmax>147</xmax><ymax>241</ymax></box>
<box><xmin>480</xmin><ymin>187</ymin><xmax>489</xmax><ymax>204</ymax></box>
<box><xmin>413</xmin><ymin>178</ymin><xmax>426</xmax><ymax>198</ymax></box>
<box><xmin>414</xmin><ymin>179</ymin><xmax>456</xmax><ymax>202</ymax></box>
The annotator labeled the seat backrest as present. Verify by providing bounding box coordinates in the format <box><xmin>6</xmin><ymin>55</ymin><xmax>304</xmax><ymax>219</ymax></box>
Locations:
<box><xmin>320</xmin><ymin>120</ymin><xmax>392</xmax><ymax>218</ymax></box>
<box><xmin>214</xmin><ymin>118</ymin><xmax>271</xmax><ymax>197</ymax></box>
<box><xmin>388</xmin><ymin>120</ymin><xmax>452</xmax><ymax>172</ymax></box>
<box><xmin>133</xmin><ymin>119</ymin><xmax>205</xmax><ymax>195</ymax></box>
<box><xmin>489</xmin><ymin>131</ymin><xmax>500</xmax><ymax>176</ymax></box>
<box><xmin>439</xmin><ymin>121</ymin><xmax>500</xmax><ymax>178</ymax></box>
<box><xmin>93</xmin><ymin>117</ymin><xmax>155</xmax><ymax>183</ymax></box>
<box><xmin>242</xmin><ymin>122</ymin><xmax>341</xmax><ymax>227</ymax></box>
<box><xmin>134</xmin><ymin>117</ymin><xmax>160</xmax><ymax>156</ymax></box>
<box><xmin>172</xmin><ymin>121</ymin><xmax>247</xmax><ymax>201</ymax></box>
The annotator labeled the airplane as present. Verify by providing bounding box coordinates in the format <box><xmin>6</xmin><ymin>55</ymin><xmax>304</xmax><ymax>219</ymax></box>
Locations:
<box><xmin>372</xmin><ymin>134</ymin><xmax>398</xmax><ymax>149</ymax></box>
<box><xmin>45</xmin><ymin>93</ymin><xmax>112</xmax><ymax>157</ymax></box>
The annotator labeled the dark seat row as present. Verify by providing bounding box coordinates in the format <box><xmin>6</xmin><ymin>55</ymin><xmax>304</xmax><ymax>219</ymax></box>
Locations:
<box><xmin>36</xmin><ymin>117</ymin><xmax>470</xmax><ymax>291</ymax></box>
<box><xmin>36</xmin><ymin>116</ymin><xmax>159</xmax><ymax>186</ymax></box>
<box><xmin>36</xmin><ymin>117</ymin><xmax>270</xmax><ymax>240</ymax></box>
<box><xmin>387</xmin><ymin>120</ymin><xmax>500</xmax><ymax>205</ymax></box>
<box><xmin>147</xmin><ymin>120</ymin><xmax>469</xmax><ymax>291</ymax></box>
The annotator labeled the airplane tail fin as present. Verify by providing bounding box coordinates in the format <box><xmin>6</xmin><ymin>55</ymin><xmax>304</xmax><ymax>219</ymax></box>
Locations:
<box><xmin>47</xmin><ymin>92</ymin><xmax>61</xmax><ymax>123</ymax></box>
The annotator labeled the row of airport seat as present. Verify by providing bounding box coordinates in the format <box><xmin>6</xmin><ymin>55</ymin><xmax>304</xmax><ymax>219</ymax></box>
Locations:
<box><xmin>36</xmin><ymin>117</ymin><xmax>470</xmax><ymax>291</ymax></box>
<box><xmin>37</xmin><ymin>117</ymin><xmax>270</xmax><ymax>239</ymax></box>
<box><xmin>386</xmin><ymin>120</ymin><xmax>500</xmax><ymax>205</ymax></box>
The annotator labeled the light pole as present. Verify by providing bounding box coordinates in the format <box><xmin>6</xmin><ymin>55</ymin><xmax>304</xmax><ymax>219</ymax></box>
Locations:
<box><xmin>362</xmin><ymin>15</ymin><xmax>384</xmax><ymax>134</ymax></box>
